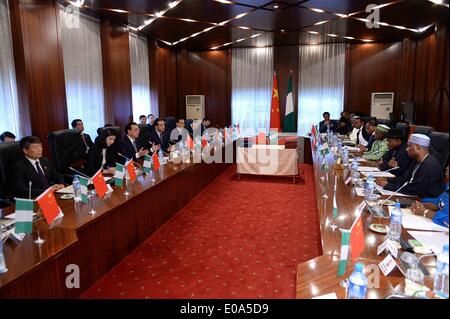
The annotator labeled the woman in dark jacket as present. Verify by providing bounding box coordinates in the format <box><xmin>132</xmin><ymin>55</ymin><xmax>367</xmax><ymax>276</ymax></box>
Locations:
<box><xmin>86</xmin><ymin>129</ymin><xmax>117</xmax><ymax>176</ymax></box>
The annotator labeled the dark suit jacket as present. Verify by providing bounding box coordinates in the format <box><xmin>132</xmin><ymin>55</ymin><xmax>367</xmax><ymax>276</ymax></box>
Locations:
<box><xmin>380</xmin><ymin>142</ymin><xmax>413</xmax><ymax>177</ymax></box>
<box><xmin>117</xmin><ymin>136</ymin><xmax>147</xmax><ymax>164</ymax></box>
<box><xmin>149</xmin><ymin>130</ymin><xmax>170</xmax><ymax>153</ymax></box>
<box><xmin>73</xmin><ymin>133</ymin><xmax>94</xmax><ymax>163</ymax></box>
<box><xmin>319</xmin><ymin>120</ymin><xmax>338</xmax><ymax>133</ymax></box>
<box><xmin>85</xmin><ymin>145</ymin><xmax>117</xmax><ymax>176</ymax></box>
<box><xmin>12</xmin><ymin>157</ymin><xmax>64</xmax><ymax>198</ymax></box>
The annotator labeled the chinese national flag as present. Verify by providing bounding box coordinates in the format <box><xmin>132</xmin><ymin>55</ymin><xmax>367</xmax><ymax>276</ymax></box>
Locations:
<box><xmin>350</xmin><ymin>214</ymin><xmax>365</xmax><ymax>260</ymax></box>
<box><xmin>186</xmin><ymin>134</ymin><xmax>194</xmax><ymax>150</ymax></box>
<box><xmin>270</xmin><ymin>71</ymin><xmax>281</xmax><ymax>131</ymax></box>
<box><xmin>36</xmin><ymin>188</ymin><xmax>61</xmax><ymax>225</ymax></box>
<box><xmin>152</xmin><ymin>152</ymin><xmax>161</xmax><ymax>171</ymax></box>
<box><xmin>311</xmin><ymin>124</ymin><xmax>317</xmax><ymax>137</ymax></box>
<box><xmin>92</xmin><ymin>170</ymin><xmax>108</xmax><ymax>199</ymax></box>
<box><xmin>126</xmin><ymin>161</ymin><xmax>137</xmax><ymax>182</ymax></box>
<box><xmin>257</xmin><ymin>131</ymin><xmax>267</xmax><ymax>145</ymax></box>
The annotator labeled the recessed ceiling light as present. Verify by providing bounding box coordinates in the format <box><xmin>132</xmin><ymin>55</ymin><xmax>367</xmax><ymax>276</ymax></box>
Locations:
<box><xmin>307</xmin><ymin>31</ymin><xmax>319</xmax><ymax>34</ymax></box>
<box><xmin>394</xmin><ymin>25</ymin><xmax>406</xmax><ymax>30</ymax></box>
<box><xmin>235</xmin><ymin>38</ymin><xmax>246</xmax><ymax>42</ymax></box>
<box><xmin>362</xmin><ymin>39</ymin><xmax>373</xmax><ymax>42</ymax></box>
<box><xmin>310</xmin><ymin>8</ymin><xmax>325</xmax><ymax>13</ymax></box>
<box><xmin>314</xmin><ymin>20</ymin><xmax>328</xmax><ymax>25</ymax></box>
<box><xmin>181</xmin><ymin>18</ymin><xmax>196</xmax><ymax>22</ymax></box>
<box><xmin>344</xmin><ymin>36</ymin><xmax>355</xmax><ymax>40</ymax></box>
<box><xmin>327</xmin><ymin>34</ymin><xmax>338</xmax><ymax>37</ymax></box>
<box><xmin>251</xmin><ymin>33</ymin><xmax>262</xmax><ymax>38</ymax></box>
<box><xmin>160</xmin><ymin>40</ymin><xmax>173</xmax><ymax>46</ymax></box>
<box><xmin>428</xmin><ymin>0</ymin><xmax>443</xmax><ymax>4</ymax></box>
<box><xmin>168</xmin><ymin>1</ymin><xmax>180</xmax><ymax>9</ymax></box>
<box><xmin>155</xmin><ymin>11</ymin><xmax>164</xmax><ymax>17</ymax></box>
<box><xmin>235</xmin><ymin>12</ymin><xmax>249</xmax><ymax>19</ymax></box>
<box><xmin>334</xmin><ymin>13</ymin><xmax>348</xmax><ymax>18</ymax></box>
<box><xmin>111</xmin><ymin>9</ymin><xmax>128</xmax><ymax>13</ymax></box>
<box><xmin>238</xmin><ymin>26</ymin><xmax>250</xmax><ymax>30</ymax></box>
<box><xmin>273</xmin><ymin>5</ymin><xmax>279</xmax><ymax>9</ymax></box>
<box><xmin>417</xmin><ymin>25</ymin><xmax>433</xmax><ymax>33</ymax></box>
<box><xmin>203</xmin><ymin>27</ymin><xmax>215</xmax><ymax>32</ymax></box>
<box><xmin>281</xmin><ymin>29</ymin><xmax>285</xmax><ymax>32</ymax></box>
<box><xmin>210</xmin><ymin>46</ymin><xmax>220</xmax><ymax>50</ymax></box>
<box><xmin>215</xmin><ymin>0</ymin><xmax>233</xmax><ymax>4</ymax></box>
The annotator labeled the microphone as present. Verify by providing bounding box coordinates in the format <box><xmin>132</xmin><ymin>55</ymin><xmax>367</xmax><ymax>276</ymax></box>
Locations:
<box><xmin>384</xmin><ymin>166</ymin><xmax>400</xmax><ymax>173</ymax></box>
<box><xmin>379</xmin><ymin>181</ymin><xmax>410</xmax><ymax>206</ymax></box>
<box><xmin>28</xmin><ymin>181</ymin><xmax>32</xmax><ymax>200</ymax></box>
<box><xmin>117</xmin><ymin>153</ymin><xmax>142</xmax><ymax>168</ymax></box>
<box><xmin>69</xmin><ymin>167</ymin><xmax>91</xmax><ymax>179</ymax></box>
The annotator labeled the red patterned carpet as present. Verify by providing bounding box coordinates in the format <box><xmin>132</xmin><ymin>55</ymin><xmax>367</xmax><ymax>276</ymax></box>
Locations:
<box><xmin>81</xmin><ymin>164</ymin><xmax>322</xmax><ymax>299</ymax></box>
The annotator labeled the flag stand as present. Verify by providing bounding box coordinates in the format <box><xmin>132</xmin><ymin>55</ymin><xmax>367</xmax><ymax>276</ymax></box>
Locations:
<box><xmin>33</xmin><ymin>212</ymin><xmax>45</xmax><ymax>245</ymax></box>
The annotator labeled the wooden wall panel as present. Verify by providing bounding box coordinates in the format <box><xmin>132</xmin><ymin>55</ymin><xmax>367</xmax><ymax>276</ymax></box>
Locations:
<box><xmin>9</xmin><ymin>0</ymin><xmax>68</xmax><ymax>154</ymax></box>
<box><xmin>101</xmin><ymin>20</ymin><xmax>133</xmax><ymax>130</ymax></box>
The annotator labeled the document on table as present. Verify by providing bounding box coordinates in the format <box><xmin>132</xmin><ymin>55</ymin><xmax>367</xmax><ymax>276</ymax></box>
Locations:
<box><xmin>350</xmin><ymin>158</ymin><xmax>367</xmax><ymax>163</ymax></box>
<box><xmin>357</xmin><ymin>167</ymin><xmax>380</xmax><ymax>172</ymax></box>
<box><xmin>394</xmin><ymin>208</ymin><xmax>449</xmax><ymax>232</ymax></box>
<box><xmin>375</xmin><ymin>185</ymin><xmax>415</xmax><ymax>197</ymax></box>
<box><xmin>361</xmin><ymin>171</ymin><xmax>396</xmax><ymax>178</ymax></box>
<box><xmin>408</xmin><ymin>231</ymin><xmax>449</xmax><ymax>255</ymax></box>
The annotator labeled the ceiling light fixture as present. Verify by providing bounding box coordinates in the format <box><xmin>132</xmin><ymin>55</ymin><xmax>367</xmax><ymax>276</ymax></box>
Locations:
<box><xmin>344</xmin><ymin>36</ymin><xmax>355</xmax><ymax>40</ymax></box>
<box><xmin>327</xmin><ymin>33</ymin><xmax>338</xmax><ymax>37</ymax></box>
<box><xmin>273</xmin><ymin>5</ymin><xmax>279</xmax><ymax>9</ymax></box>
<box><xmin>214</xmin><ymin>0</ymin><xmax>233</xmax><ymax>4</ymax></box>
<box><xmin>334</xmin><ymin>13</ymin><xmax>348</xmax><ymax>18</ymax></box>
<box><xmin>310</xmin><ymin>8</ymin><xmax>325</xmax><ymax>13</ymax></box>
<box><xmin>235</xmin><ymin>12</ymin><xmax>249</xmax><ymax>19</ymax></box>
<box><xmin>307</xmin><ymin>31</ymin><xmax>319</xmax><ymax>34</ymax></box>
<box><xmin>362</xmin><ymin>39</ymin><xmax>373</xmax><ymax>42</ymax></box>
<box><xmin>238</xmin><ymin>26</ymin><xmax>250</xmax><ymax>29</ymax></box>
<box><xmin>314</xmin><ymin>20</ymin><xmax>329</xmax><ymax>25</ymax></box>
<box><xmin>168</xmin><ymin>1</ymin><xmax>181</xmax><ymax>9</ymax></box>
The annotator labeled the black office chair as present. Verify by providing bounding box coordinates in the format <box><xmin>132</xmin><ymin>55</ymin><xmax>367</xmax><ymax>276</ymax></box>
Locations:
<box><xmin>395</xmin><ymin>123</ymin><xmax>410</xmax><ymax>140</ymax></box>
<box><xmin>430</xmin><ymin>132</ymin><xmax>449</xmax><ymax>170</ymax></box>
<box><xmin>138</xmin><ymin>124</ymin><xmax>149</xmax><ymax>139</ymax></box>
<box><xmin>0</xmin><ymin>142</ymin><xmax>23</xmax><ymax>204</ymax></box>
<box><xmin>48</xmin><ymin>129</ymin><xmax>84</xmax><ymax>176</ymax></box>
<box><xmin>413</xmin><ymin>125</ymin><xmax>435</xmax><ymax>137</ymax></box>
<box><xmin>165</xmin><ymin>117</ymin><xmax>176</xmax><ymax>135</ymax></box>
<box><xmin>185</xmin><ymin>119</ymin><xmax>194</xmax><ymax>136</ymax></box>
<box><xmin>377</xmin><ymin>119</ymin><xmax>393</xmax><ymax>128</ymax></box>
<box><xmin>362</xmin><ymin>116</ymin><xmax>377</xmax><ymax>124</ymax></box>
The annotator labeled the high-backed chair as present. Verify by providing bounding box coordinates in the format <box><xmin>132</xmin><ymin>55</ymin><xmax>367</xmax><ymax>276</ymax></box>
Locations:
<box><xmin>0</xmin><ymin>142</ymin><xmax>23</xmax><ymax>203</ymax></box>
<box><xmin>48</xmin><ymin>129</ymin><xmax>84</xmax><ymax>175</ymax></box>
<box><xmin>138</xmin><ymin>124</ymin><xmax>149</xmax><ymax>138</ymax></box>
<box><xmin>395</xmin><ymin>122</ymin><xmax>410</xmax><ymax>140</ymax></box>
<box><xmin>377</xmin><ymin>119</ymin><xmax>393</xmax><ymax>128</ymax></box>
<box><xmin>165</xmin><ymin>117</ymin><xmax>176</xmax><ymax>135</ymax></box>
<box><xmin>430</xmin><ymin>132</ymin><xmax>449</xmax><ymax>170</ymax></box>
<box><xmin>413</xmin><ymin>125</ymin><xmax>435</xmax><ymax>137</ymax></box>
<box><xmin>97</xmin><ymin>126</ymin><xmax>121</xmax><ymax>141</ymax></box>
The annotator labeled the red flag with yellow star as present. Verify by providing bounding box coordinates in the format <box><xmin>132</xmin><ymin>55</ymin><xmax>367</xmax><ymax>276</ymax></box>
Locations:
<box><xmin>270</xmin><ymin>71</ymin><xmax>281</xmax><ymax>131</ymax></box>
<box><xmin>350</xmin><ymin>214</ymin><xmax>365</xmax><ymax>260</ymax></box>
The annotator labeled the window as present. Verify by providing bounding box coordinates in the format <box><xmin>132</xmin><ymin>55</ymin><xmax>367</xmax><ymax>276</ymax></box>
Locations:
<box><xmin>59</xmin><ymin>5</ymin><xmax>105</xmax><ymax>138</ymax></box>
<box><xmin>297</xmin><ymin>44</ymin><xmax>345</xmax><ymax>135</ymax></box>
<box><xmin>0</xmin><ymin>0</ymin><xmax>21</xmax><ymax>138</ymax></box>
<box><xmin>129</xmin><ymin>33</ymin><xmax>154</xmax><ymax>122</ymax></box>
<box><xmin>231</xmin><ymin>47</ymin><xmax>273</xmax><ymax>136</ymax></box>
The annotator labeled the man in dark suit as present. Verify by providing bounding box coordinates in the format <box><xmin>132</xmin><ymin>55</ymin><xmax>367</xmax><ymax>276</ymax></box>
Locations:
<box><xmin>117</xmin><ymin>122</ymin><xmax>150</xmax><ymax>164</ymax></box>
<box><xmin>319</xmin><ymin>112</ymin><xmax>338</xmax><ymax>133</ymax></box>
<box><xmin>149</xmin><ymin>118</ymin><xmax>170</xmax><ymax>153</ymax></box>
<box><xmin>71</xmin><ymin>119</ymin><xmax>94</xmax><ymax>153</ymax></box>
<box><xmin>201</xmin><ymin>118</ymin><xmax>211</xmax><ymax>136</ymax></box>
<box><xmin>379</xmin><ymin>128</ymin><xmax>413</xmax><ymax>177</ymax></box>
<box><xmin>12</xmin><ymin>136</ymin><xmax>65</xmax><ymax>198</ymax></box>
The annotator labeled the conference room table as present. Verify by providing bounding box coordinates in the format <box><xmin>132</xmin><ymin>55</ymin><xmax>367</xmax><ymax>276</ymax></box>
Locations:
<box><xmin>0</xmin><ymin>141</ymin><xmax>236</xmax><ymax>298</ymax></box>
<box><xmin>296</xmin><ymin>137</ymin><xmax>441</xmax><ymax>299</ymax></box>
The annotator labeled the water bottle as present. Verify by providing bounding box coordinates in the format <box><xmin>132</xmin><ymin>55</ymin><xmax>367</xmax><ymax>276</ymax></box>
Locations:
<box><xmin>337</xmin><ymin>139</ymin><xmax>343</xmax><ymax>154</ymax></box>
<box><xmin>343</xmin><ymin>147</ymin><xmax>349</xmax><ymax>167</ymax></box>
<box><xmin>0</xmin><ymin>240</ymin><xmax>7</xmax><ymax>273</ymax></box>
<box><xmin>73</xmin><ymin>175</ymin><xmax>82</xmax><ymax>203</ymax></box>
<box><xmin>158</xmin><ymin>149</ymin><xmax>165</xmax><ymax>165</ymax></box>
<box><xmin>387</xmin><ymin>203</ymin><xmax>402</xmax><ymax>243</ymax></box>
<box><xmin>365</xmin><ymin>175</ymin><xmax>375</xmax><ymax>201</ymax></box>
<box><xmin>433</xmin><ymin>244</ymin><xmax>449</xmax><ymax>298</ymax></box>
<box><xmin>351</xmin><ymin>160</ymin><xmax>360</xmax><ymax>181</ymax></box>
<box><xmin>347</xmin><ymin>263</ymin><xmax>368</xmax><ymax>299</ymax></box>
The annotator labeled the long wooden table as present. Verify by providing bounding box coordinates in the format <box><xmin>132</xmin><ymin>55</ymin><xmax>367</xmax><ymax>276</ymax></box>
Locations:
<box><xmin>296</xmin><ymin>138</ymin><xmax>439</xmax><ymax>299</ymax></box>
<box><xmin>0</xmin><ymin>142</ymin><xmax>236</xmax><ymax>298</ymax></box>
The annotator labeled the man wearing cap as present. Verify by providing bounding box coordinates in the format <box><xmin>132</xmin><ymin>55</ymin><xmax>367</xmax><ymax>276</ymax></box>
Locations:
<box><xmin>377</xmin><ymin>134</ymin><xmax>444</xmax><ymax>198</ymax></box>
<box><xmin>362</xmin><ymin>124</ymin><xmax>390</xmax><ymax>161</ymax></box>
<box><xmin>379</xmin><ymin>128</ymin><xmax>413</xmax><ymax>177</ymax></box>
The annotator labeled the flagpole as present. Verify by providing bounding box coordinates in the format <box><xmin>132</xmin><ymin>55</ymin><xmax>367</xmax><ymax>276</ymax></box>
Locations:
<box><xmin>31</xmin><ymin>182</ymin><xmax>45</xmax><ymax>245</ymax></box>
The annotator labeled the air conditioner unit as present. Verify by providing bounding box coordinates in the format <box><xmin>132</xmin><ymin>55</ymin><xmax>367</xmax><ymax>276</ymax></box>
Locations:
<box><xmin>371</xmin><ymin>92</ymin><xmax>394</xmax><ymax>119</ymax></box>
<box><xmin>186</xmin><ymin>95</ymin><xmax>205</xmax><ymax>120</ymax></box>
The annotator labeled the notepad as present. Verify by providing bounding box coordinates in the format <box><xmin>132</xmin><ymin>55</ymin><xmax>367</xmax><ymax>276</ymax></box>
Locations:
<box><xmin>357</xmin><ymin>166</ymin><xmax>380</xmax><ymax>172</ymax></box>
<box><xmin>396</xmin><ymin>209</ymin><xmax>449</xmax><ymax>232</ymax></box>
<box><xmin>408</xmin><ymin>231</ymin><xmax>449</xmax><ymax>255</ymax></box>
<box><xmin>361</xmin><ymin>171</ymin><xmax>395</xmax><ymax>178</ymax></box>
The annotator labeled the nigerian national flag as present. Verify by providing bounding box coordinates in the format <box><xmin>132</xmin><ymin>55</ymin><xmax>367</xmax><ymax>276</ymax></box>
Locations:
<box><xmin>79</xmin><ymin>176</ymin><xmax>90</xmax><ymax>204</ymax></box>
<box><xmin>338</xmin><ymin>230</ymin><xmax>351</xmax><ymax>276</ymax></box>
<box><xmin>283</xmin><ymin>71</ymin><xmax>295</xmax><ymax>132</ymax></box>
<box><xmin>115</xmin><ymin>163</ymin><xmax>125</xmax><ymax>187</ymax></box>
<box><xmin>15</xmin><ymin>199</ymin><xmax>34</xmax><ymax>234</ymax></box>
<box><xmin>143</xmin><ymin>155</ymin><xmax>152</xmax><ymax>174</ymax></box>
<box><xmin>320</xmin><ymin>142</ymin><xmax>330</xmax><ymax>156</ymax></box>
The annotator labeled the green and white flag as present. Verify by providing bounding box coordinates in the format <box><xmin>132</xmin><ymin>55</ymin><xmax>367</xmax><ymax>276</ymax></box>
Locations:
<box><xmin>143</xmin><ymin>155</ymin><xmax>152</xmax><ymax>174</ymax></box>
<box><xmin>269</xmin><ymin>131</ymin><xmax>278</xmax><ymax>145</ymax></box>
<box><xmin>320</xmin><ymin>142</ymin><xmax>330</xmax><ymax>156</ymax></box>
<box><xmin>283</xmin><ymin>72</ymin><xmax>295</xmax><ymax>132</ymax></box>
<box><xmin>79</xmin><ymin>176</ymin><xmax>90</xmax><ymax>204</ymax></box>
<box><xmin>15</xmin><ymin>199</ymin><xmax>34</xmax><ymax>234</ymax></box>
<box><xmin>115</xmin><ymin>163</ymin><xmax>125</xmax><ymax>187</ymax></box>
<box><xmin>320</xmin><ymin>157</ymin><xmax>327</xmax><ymax>171</ymax></box>
<box><xmin>332</xmin><ymin>192</ymin><xmax>338</xmax><ymax>219</ymax></box>
<box><xmin>338</xmin><ymin>230</ymin><xmax>351</xmax><ymax>276</ymax></box>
